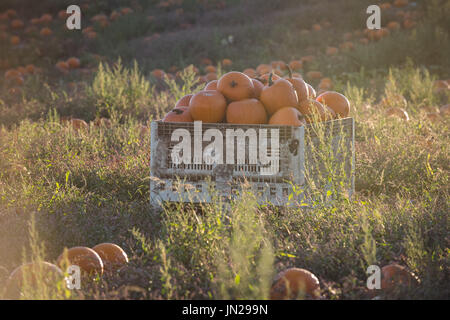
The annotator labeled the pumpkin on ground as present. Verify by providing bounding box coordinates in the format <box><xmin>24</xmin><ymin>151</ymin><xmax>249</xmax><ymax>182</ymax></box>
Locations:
<box><xmin>68</xmin><ymin>119</ymin><xmax>89</xmax><ymax>131</ymax></box>
<box><xmin>4</xmin><ymin>262</ymin><xmax>64</xmax><ymax>299</ymax></box>
<box><xmin>217</xmin><ymin>71</ymin><xmax>255</xmax><ymax>101</ymax></box>
<box><xmin>163</xmin><ymin>107</ymin><xmax>193</xmax><ymax>122</ymax></box>
<box><xmin>226</xmin><ymin>98</ymin><xmax>267</xmax><ymax>124</ymax></box>
<box><xmin>92</xmin><ymin>243</ymin><xmax>129</xmax><ymax>272</ymax></box>
<box><xmin>268</xmin><ymin>107</ymin><xmax>305</xmax><ymax>126</ymax></box>
<box><xmin>316</xmin><ymin>91</ymin><xmax>350</xmax><ymax>118</ymax></box>
<box><xmin>188</xmin><ymin>90</ymin><xmax>227</xmax><ymax>123</ymax></box>
<box><xmin>289</xmin><ymin>60</ymin><xmax>303</xmax><ymax>70</ymax></box>
<box><xmin>260</xmin><ymin>73</ymin><xmax>298</xmax><ymax>116</ymax></box>
<box><xmin>67</xmin><ymin>57</ymin><xmax>81</xmax><ymax>69</ymax></box>
<box><xmin>57</xmin><ymin>246</ymin><xmax>104</xmax><ymax>276</ymax></box>
<box><xmin>270</xmin><ymin>268</ymin><xmax>320</xmax><ymax>299</ymax></box>
<box><xmin>386</xmin><ymin>107</ymin><xmax>409</xmax><ymax>121</ymax></box>
<box><xmin>381</xmin><ymin>264</ymin><xmax>419</xmax><ymax>291</ymax></box>
<box><xmin>440</xmin><ymin>104</ymin><xmax>450</xmax><ymax>116</ymax></box>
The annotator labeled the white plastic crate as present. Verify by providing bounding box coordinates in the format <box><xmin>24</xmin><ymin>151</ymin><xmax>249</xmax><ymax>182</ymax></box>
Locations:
<box><xmin>150</xmin><ymin>118</ymin><xmax>354</xmax><ymax>207</ymax></box>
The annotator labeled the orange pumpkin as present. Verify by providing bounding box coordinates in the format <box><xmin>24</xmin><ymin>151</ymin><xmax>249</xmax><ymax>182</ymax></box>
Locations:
<box><xmin>11</xmin><ymin>19</ymin><xmax>24</xmax><ymax>29</ymax></box>
<box><xmin>326</xmin><ymin>47</ymin><xmax>339</xmax><ymax>56</ymax></box>
<box><xmin>440</xmin><ymin>104</ymin><xmax>450</xmax><ymax>116</ymax></box>
<box><xmin>301</xmin><ymin>55</ymin><xmax>315</xmax><ymax>63</ymax></box>
<box><xmin>10</xmin><ymin>35</ymin><xmax>20</xmax><ymax>45</ymax></box>
<box><xmin>270</xmin><ymin>268</ymin><xmax>320</xmax><ymax>299</ymax></box>
<box><xmin>56</xmin><ymin>61</ymin><xmax>69</xmax><ymax>73</ymax></box>
<box><xmin>121</xmin><ymin>7</ymin><xmax>133</xmax><ymax>15</ymax></box>
<box><xmin>340</xmin><ymin>41</ymin><xmax>354</xmax><ymax>50</ymax></box>
<box><xmin>110</xmin><ymin>10</ymin><xmax>121</xmax><ymax>21</ymax></box>
<box><xmin>152</xmin><ymin>69</ymin><xmax>166</xmax><ymax>79</ymax></box>
<box><xmin>10</xmin><ymin>75</ymin><xmax>24</xmax><ymax>86</ymax></box>
<box><xmin>258</xmin><ymin>73</ymin><xmax>281</xmax><ymax>85</ymax></box>
<box><xmin>403</xmin><ymin>19</ymin><xmax>416</xmax><ymax>29</ymax></box>
<box><xmin>343</xmin><ymin>32</ymin><xmax>353</xmax><ymax>41</ymax></box>
<box><xmin>92</xmin><ymin>243</ymin><xmax>129</xmax><ymax>272</ymax></box>
<box><xmin>289</xmin><ymin>60</ymin><xmax>303</xmax><ymax>71</ymax></box>
<box><xmin>318</xmin><ymin>78</ymin><xmax>333</xmax><ymax>91</ymax></box>
<box><xmin>93</xmin><ymin>117</ymin><xmax>112</xmax><ymax>128</ymax></box>
<box><xmin>381</xmin><ymin>264</ymin><xmax>418</xmax><ymax>291</ymax></box>
<box><xmin>57</xmin><ymin>247</ymin><xmax>104</xmax><ymax>276</ymax></box>
<box><xmin>4</xmin><ymin>262</ymin><xmax>63</xmax><ymax>299</ymax></box>
<box><xmin>40</xmin><ymin>27</ymin><xmax>52</xmax><ymax>36</ymax></box>
<box><xmin>433</xmin><ymin>80</ymin><xmax>449</xmax><ymax>94</ymax></box>
<box><xmin>316</xmin><ymin>91</ymin><xmax>350</xmax><ymax>118</ymax></box>
<box><xmin>306</xmin><ymin>83</ymin><xmax>316</xmax><ymax>99</ymax></box>
<box><xmin>205</xmin><ymin>65</ymin><xmax>216</xmax><ymax>73</ymax></box>
<box><xmin>226</xmin><ymin>98</ymin><xmax>267</xmax><ymax>124</ymax></box>
<box><xmin>217</xmin><ymin>71</ymin><xmax>255</xmax><ymax>101</ymax></box>
<box><xmin>175</xmin><ymin>94</ymin><xmax>193</xmax><ymax>108</ymax></box>
<box><xmin>387</xmin><ymin>21</ymin><xmax>401</xmax><ymax>31</ymax></box>
<box><xmin>69</xmin><ymin>119</ymin><xmax>89</xmax><ymax>131</ymax></box>
<box><xmin>67</xmin><ymin>57</ymin><xmax>81</xmax><ymax>69</ymax></box>
<box><xmin>251</xmin><ymin>78</ymin><xmax>264</xmax><ymax>99</ymax></box>
<box><xmin>25</xmin><ymin>64</ymin><xmax>36</xmax><ymax>74</ymax></box>
<box><xmin>4</xmin><ymin>69</ymin><xmax>21</xmax><ymax>79</ymax></box>
<box><xmin>297</xmin><ymin>99</ymin><xmax>330</xmax><ymax>123</ymax></box>
<box><xmin>162</xmin><ymin>107</ymin><xmax>193</xmax><ymax>122</ymax></box>
<box><xmin>85</xmin><ymin>31</ymin><xmax>97</xmax><ymax>39</ymax></box>
<box><xmin>386</xmin><ymin>107</ymin><xmax>409</xmax><ymax>121</ymax></box>
<box><xmin>306</xmin><ymin>71</ymin><xmax>323</xmax><ymax>80</ymax></box>
<box><xmin>222</xmin><ymin>58</ymin><xmax>232</xmax><ymax>67</ymax></box>
<box><xmin>205</xmin><ymin>72</ymin><xmax>218</xmax><ymax>82</ymax></box>
<box><xmin>30</xmin><ymin>18</ymin><xmax>41</xmax><ymax>25</ymax></box>
<box><xmin>205</xmin><ymin>80</ymin><xmax>218</xmax><ymax>90</ymax></box>
<box><xmin>256</xmin><ymin>64</ymin><xmax>272</xmax><ymax>75</ymax></box>
<box><xmin>271</xmin><ymin>60</ymin><xmax>286</xmax><ymax>70</ymax></box>
<box><xmin>426</xmin><ymin>112</ymin><xmax>440</xmax><ymax>122</ymax></box>
<box><xmin>243</xmin><ymin>68</ymin><xmax>257</xmax><ymax>78</ymax></box>
<box><xmin>58</xmin><ymin>10</ymin><xmax>69</xmax><ymax>20</ymax></box>
<box><xmin>260</xmin><ymin>74</ymin><xmax>298</xmax><ymax>116</ymax></box>
<box><xmin>359</xmin><ymin>38</ymin><xmax>369</xmax><ymax>45</ymax></box>
<box><xmin>393</xmin><ymin>0</ymin><xmax>408</xmax><ymax>8</ymax></box>
<box><xmin>189</xmin><ymin>90</ymin><xmax>227</xmax><ymax>123</ymax></box>
<box><xmin>40</xmin><ymin>14</ymin><xmax>53</xmax><ymax>24</ymax></box>
<box><xmin>312</xmin><ymin>24</ymin><xmax>322</xmax><ymax>31</ymax></box>
<box><xmin>269</xmin><ymin>107</ymin><xmax>305</xmax><ymax>126</ymax></box>
<box><xmin>201</xmin><ymin>58</ymin><xmax>213</xmax><ymax>66</ymax></box>
<box><xmin>285</xmin><ymin>65</ymin><xmax>309</xmax><ymax>103</ymax></box>
<box><xmin>6</xmin><ymin>9</ymin><xmax>17</xmax><ymax>18</ymax></box>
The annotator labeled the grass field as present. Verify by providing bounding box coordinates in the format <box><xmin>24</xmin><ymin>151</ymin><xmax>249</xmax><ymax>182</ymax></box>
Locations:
<box><xmin>0</xmin><ymin>0</ymin><xmax>449</xmax><ymax>300</ymax></box>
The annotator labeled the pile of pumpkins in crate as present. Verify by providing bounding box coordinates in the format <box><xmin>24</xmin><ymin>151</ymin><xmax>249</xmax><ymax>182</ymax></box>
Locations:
<box><xmin>162</xmin><ymin>67</ymin><xmax>350</xmax><ymax>126</ymax></box>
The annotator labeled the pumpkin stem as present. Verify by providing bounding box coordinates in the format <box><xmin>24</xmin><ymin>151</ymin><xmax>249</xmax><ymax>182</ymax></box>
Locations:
<box><xmin>285</xmin><ymin>63</ymin><xmax>293</xmax><ymax>79</ymax></box>
<box><xmin>172</xmin><ymin>108</ymin><xmax>183</xmax><ymax>115</ymax></box>
<box><xmin>268</xmin><ymin>72</ymin><xmax>274</xmax><ymax>86</ymax></box>
<box><xmin>230</xmin><ymin>80</ymin><xmax>238</xmax><ymax>88</ymax></box>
